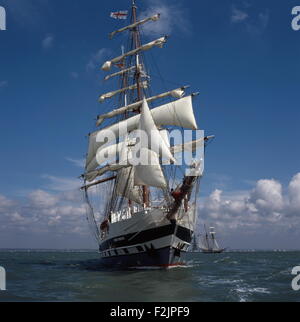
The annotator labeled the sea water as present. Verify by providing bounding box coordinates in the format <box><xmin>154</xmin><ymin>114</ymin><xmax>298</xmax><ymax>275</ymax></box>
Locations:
<box><xmin>0</xmin><ymin>250</ymin><xmax>299</xmax><ymax>302</ymax></box>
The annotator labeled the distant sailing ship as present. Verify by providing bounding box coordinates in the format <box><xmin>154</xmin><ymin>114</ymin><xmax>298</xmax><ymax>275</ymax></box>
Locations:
<box><xmin>199</xmin><ymin>225</ymin><xmax>225</xmax><ymax>253</ymax></box>
<box><xmin>80</xmin><ymin>0</ymin><xmax>214</xmax><ymax>268</ymax></box>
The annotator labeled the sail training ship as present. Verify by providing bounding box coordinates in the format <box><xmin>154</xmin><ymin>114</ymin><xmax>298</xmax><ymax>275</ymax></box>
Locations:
<box><xmin>199</xmin><ymin>226</ymin><xmax>225</xmax><ymax>254</ymax></box>
<box><xmin>81</xmin><ymin>0</ymin><xmax>214</xmax><ymax>268</ymax></box>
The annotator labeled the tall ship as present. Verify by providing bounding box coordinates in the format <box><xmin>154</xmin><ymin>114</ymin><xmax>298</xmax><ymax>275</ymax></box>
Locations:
<box><xmin>81</xmin><ymin>0</ymin><xmax>214</xmax><ymax>268</ymax></box>
<box><xmin>199</xmin><ymin>225</ymin><xmax>225</xmax><ymax>254</ymax></box>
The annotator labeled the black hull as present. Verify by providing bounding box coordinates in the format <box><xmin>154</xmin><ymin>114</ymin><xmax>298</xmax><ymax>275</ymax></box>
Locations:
<box><xmin>99</xmin><ymin>222</ymin><xmax>193</xmax><ymax>269</ymax></box>
<box><xmin>201</xmin><ymin>248</ymin><xmax>225</xmax><ymax>254</ymax></box>
<box><xmin>100</xmin><ymin>246</ymin><xmax>187</xmax><ymax>268</ymax></box>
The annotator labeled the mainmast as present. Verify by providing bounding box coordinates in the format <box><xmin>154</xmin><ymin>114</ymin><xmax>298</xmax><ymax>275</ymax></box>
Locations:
<box><xmin>131</xmin><ymin>0</ymin><xmax>150</xmax><ymax>206</ymax></box>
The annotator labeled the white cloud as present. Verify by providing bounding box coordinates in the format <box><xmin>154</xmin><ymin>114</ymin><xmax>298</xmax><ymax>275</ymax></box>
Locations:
<box><xmin>1</xmin><ymin>172</ymin><xmax>299</xmax><ymax>249</ymax></box>
<box><xmin>288</xmin><ymin>173</ymin><xmax>300</xmax><ymax>214</ymax></box>
<box><xmin>139</xmin><ymin>0</ymin><xmax>191</xmax><ymax>37</ymax></box>
<box><xmin>0</xmin><ymin>178</ymin><xmax>90</xmax><ymax>242</ymax></box>
<box><xmin>231</xmin><ymin>7</ymin><xmax>248</xmax><ymax>23</ymax></box>
<box><xmin>66</xmin><ymin>157</ymin><xmax>85</xmax><ymax>168</ymax></box>
<box><xmin>230</xmin><ymin>4</ymin><xmax>269</xmax><ymax>34</ymax></box>
<box><xmin>0</xmin><ymin>194</ymin><xmax>15</xmax><ymax>211</ymax></box>
<box><xmin>199</xmin><ymin>173</ymin><xmax>300</xmax><ymax>237</ymax></box>
<box><xmin>86</xmin><ymin>48</ymin><xmax>111</xmax><ymax>71</ymax></box>
<box><xmin>42</xmin><ymin>34</ymin><xmax>54</xmax><ymax>49</ymax></box>
<box><xmin>29</xmin><ymin>189</ymin><xmax>58</xmax><ymax>208</ymax></box>
<box><xmin>41</xmin><ymin>174</ymin><xmax>81</xmax><ymax>192</ymax></box>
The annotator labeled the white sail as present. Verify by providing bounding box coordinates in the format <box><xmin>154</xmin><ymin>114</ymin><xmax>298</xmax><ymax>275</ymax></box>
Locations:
<box><xmin>115</xmin><ymin>167</ymin><xmax>143</xmax><ymax>204</ymax></box>
<box><xmin>138</xmin><ymin>98</ymin><xmax>175</xmax><ymax>162</ymax></box>
<box><xmin>171</xmin><ymin>137</ymin><xmax>206</xmax><ymax>154</ymax></box>
<box><xmin>84</xmin><ymin>163</ymin><xmax>130</xmax><ymax>182</ymax></box>
<box><xmin>109</xmin><ymin>14</ymin><xmax>160</xmax><ymax>39</ymax></box>
<box><xmin>101</xmin><ymin>36</ymin><xmax>168</xmax><ymax>71</ymax></box>
<box><xmin>134</xmin><ymin>148</ymin><xmax>167</xmax><ymax>189</ymax></box>
<box><xmin>96</xmin><ymin>86</ymin><xmax>188</xmax><ymax>126</ymax></box>
<box><xmin>86</xmin><ymin>95</ymin><xmax>197</xmax><ymax>171</ymax></box>
<box><xmin>99</xmin><ymin>81</ymin><xmax>148</xmax><ymax>103</ymax></box>
<box><xmin>95</xmin><ymin>141</ymin><xmax>124</xmax><ymax>167</ymax></box>
<box><xmin>159</xmin><ymin>129</ymin><xmax>170</xmax><ymax>148</ymax></box>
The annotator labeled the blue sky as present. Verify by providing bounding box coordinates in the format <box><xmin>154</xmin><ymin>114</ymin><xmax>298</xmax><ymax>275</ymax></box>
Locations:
<box><xmin>0</xmin><ymin>0</ymin><xmax>299</xmax><ymax>249</ymax></box>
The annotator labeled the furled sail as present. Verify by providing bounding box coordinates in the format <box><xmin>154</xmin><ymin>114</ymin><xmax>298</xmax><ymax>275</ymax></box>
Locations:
<box><xmin>109</xmin><ymin>14</ymin><xmax>160</xmax><ymax>39</ymax></box>
<box><xmin>104</xmin><ymin>65</ymin><xmax>138</xmax><ymax>81</ymax></box>
<box><xmin>101</xmin><ymin>36</ymin><xmax>168</xmax><ymax>71</ymax></box>
<box><xmin>99</xmin><ymin>81</ymin><xmax>148</xmax><ymax>103</ymax></box>
<box><xmin>96</xmin><ymin>86</ymin><xmax>189</xmax><ymax>126</ymax></box>
<box><xmin>86</xmin><ymin>95</ymin><xmax>198</xmax><ymax>171</ymax></box>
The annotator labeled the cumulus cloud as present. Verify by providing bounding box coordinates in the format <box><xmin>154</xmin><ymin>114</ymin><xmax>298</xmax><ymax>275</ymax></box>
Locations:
<box><xmin>139</xmin><ymin>0</ymin><xmax>191</xmax><ymax>37</ymax></box>
<box><xmin>41</xmin><ymin>175</ymin><xmax>81</xmax><ymax>192</ymax></box>
<box><xmin>288</xmin><ymin>173</ymin><xmax>300</xmax><ymax>215</ymax></box>
<box><xmin>42</xmin><ymin>34</ymin><xmax>54</xmax><ymax>49</ymax></box>
<box><xmin>1</xmin><ymin>172</ymin><xmax>299</xmax><ymax>249</ymax></box>
<box><xmin>199</xmin><ymin>173</ymin><xmax>300</xmax><ymax>237</ymax></box>
<box><xmin>0</xmin><ymin>179</ymin><xmax>89</xmax><ymax>241</ymax></box>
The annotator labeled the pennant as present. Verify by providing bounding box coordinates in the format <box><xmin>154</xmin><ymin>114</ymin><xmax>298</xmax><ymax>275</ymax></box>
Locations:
<box><xmin>110</xmin><ymin>11</ymin><xmax>128</xmax><ymax>20</ymax></box>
